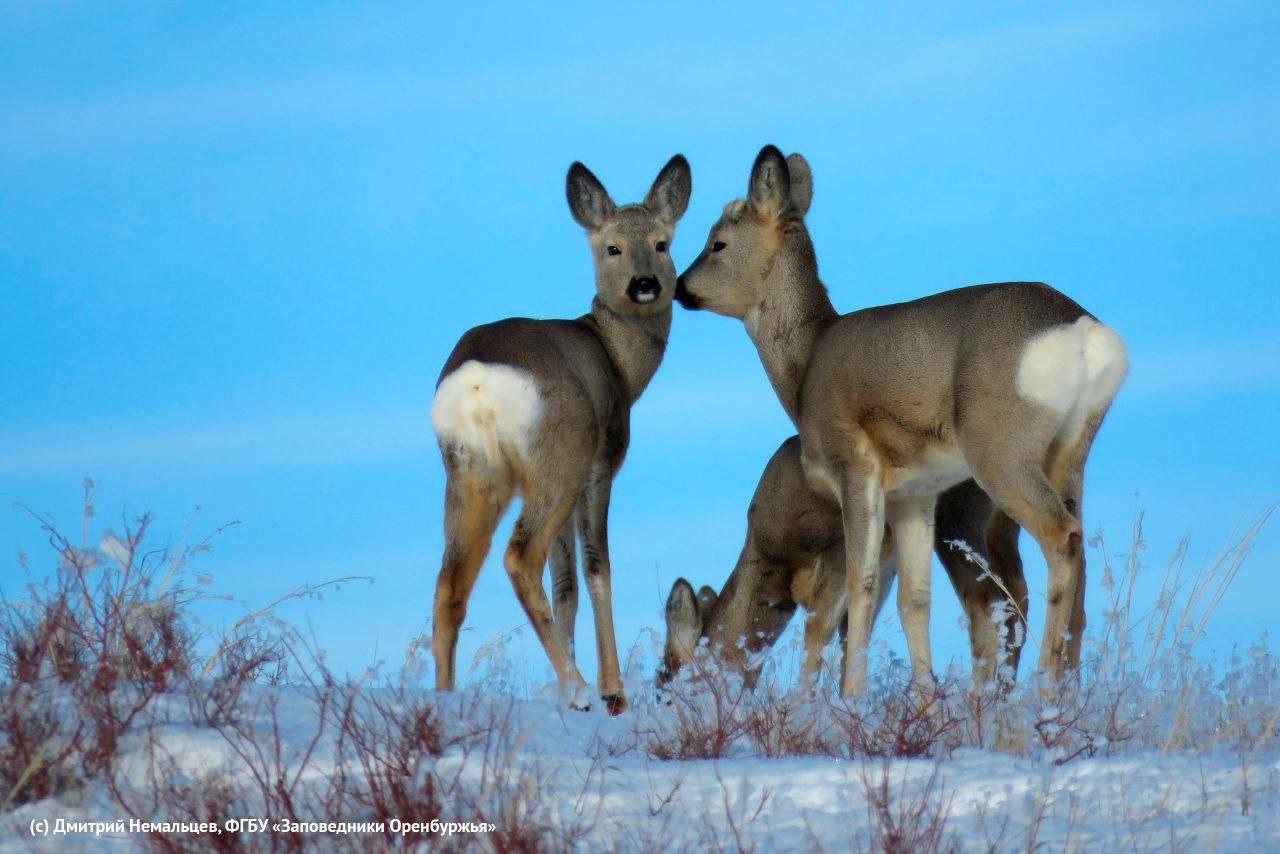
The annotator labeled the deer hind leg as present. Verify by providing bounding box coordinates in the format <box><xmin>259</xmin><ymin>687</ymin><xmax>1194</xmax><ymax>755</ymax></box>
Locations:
<box><xmin>504</xmin><ymin>481</ymin><xmax>588</xmax><ymax>706</ymax></box>
<box><xmin>936</xmin><ymin>492</ymin><xmax>992</xmax><ymax>687</ymax></box>
<box><xmin>967</xmin><ymin>445</ymin><xmax>1081</xmax><ymax>684</ymax></box>
<box><xmin>576</xmin><ymin>466</ymin><xmax>627</xmax><ymax>714</ymax></box>
<box><xmin>432</xmin><ymin>465</ymin><xmax>511</xmax><ymax>692</ymax></box>
<box><xmin>549</xmin><ymin>521</ymin><xmax>578</xmax><ymax>665</ymax></box>
<box><xmin>984</xmin><ymin>510</ymin><xmax>1029</xmax><ymax>682</ymax></box>
<box><xmin>1047</xmin><ymin>415</ymin><xmax>1102</xmax><ymax>670</ymax></box>
<box><xmin>937</xmin><ymin>488</ymin><xmax>1029</xmax><ymax>690</ymax></box>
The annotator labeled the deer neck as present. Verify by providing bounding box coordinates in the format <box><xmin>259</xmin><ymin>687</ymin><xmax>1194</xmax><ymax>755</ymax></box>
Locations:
<box><xmin>702</xmin><ymin>546</ymin><xmax>760</xmax><ymax>665</ymax></box>
<box><xmin>745</xmin><ymin>231</ymin><xmax>836</xmax><ymax>425</ymax></box>
<box><xmin>703</xmin><ymin>539</ymin><xmax>799</xmax><ymax>673</ymax></box>
<box><xmin>583</xmin><ymin>297</ymin><xmax>672</xmax><ymax>404</ymax></box>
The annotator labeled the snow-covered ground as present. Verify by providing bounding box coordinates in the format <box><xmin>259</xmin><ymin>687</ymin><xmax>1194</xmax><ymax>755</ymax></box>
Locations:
<box><xmin>4</xmin><ymin>673</ymin><xmax>1279</xmax><ymax>852</ymax></box>
<box><xmin>4</xmin><ymin>510</ymin><xmax>1277</xmax><ymax>851</ymax></box>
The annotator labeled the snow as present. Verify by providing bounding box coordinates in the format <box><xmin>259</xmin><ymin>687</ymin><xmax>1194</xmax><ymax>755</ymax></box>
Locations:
<box><xmin>4</xmin><ymin>508</ymin><xmax>1276</xmax><ymax>850</ymax></box>
<box><xmin>4</xmin><ymin>679</ymin><xmax>1279</xmax><ymax>852</ymax></box>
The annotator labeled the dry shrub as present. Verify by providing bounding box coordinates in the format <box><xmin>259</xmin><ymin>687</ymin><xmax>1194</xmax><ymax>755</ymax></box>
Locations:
<box><xmin>196</xmin><ymin>627</ymin><xmax>289</xmax><ymax>728</ymax></box>
<box><xmin>3</xmin><ymin>595</ymin><xmax>85</xmax><ymax>685</ymax></box>
<box><xmin>0</xmin><ymin>482</ymin><xmax>368</xmax><ymax>812</ymax></box>
<box><xmin>959</xmin><ymin>507</ymin><xmax>1276</xmax><ymax>763</ymax></box>
<box><xmin>1089</xmin><ymin>509</ymin><xmax>1274</xmax><ymax>753</ymax></box>
<box><xmin>693</xmin><ymin>764</ymin><xmax>774</xmax><ymax>852</ymax></box>
<box><xmin>5</xmin><ymin>485</ymin><xmax>1276</xmax><ymax>850</ymax></box>
<box><xmin>331</xmin><ymin>685</ymin><xmax>597</xmax><ymax>851</ymax></box>
<box><xmin>126</xmin><ymin>665</ymin><xmax>593</xmax><ymax>851</ymax></box>
<box><xmin>145</xmin><ymin>768</ymin><xmax>246</xmax><ymax>854</ymax></box>
<box><xmin>647</xmin><ymin>661</ymin><xmax>966</xmax><ymax>763</ymax></box>
<box><xmin>639</xmin><ymin>665</ymin><xmax>751</xmax><ymax>760</ymax></box>
<box><xmin>2</xmin><ymin>486</ymin><xmax>205</xmax><ymax>693</ymax></box>
<box><xmin>0</xmin><ymin>484</ymin><xmax>218</xmax><ymax>805</ymax></box>
<box><xmin>859</xmin><ymin>761</ymin><xmax>955</xmax><ymax>854</ymax></box>
<box><xmin>741</xmin><ymin>684</ymin><xmax>836</xmax><ymax>758</ymax></box>
<box><xmin>3</xmin><ymin>485</ymin><xmax>593</xmax><ymax>851</ymax></box>
<box><xmin>332</xmin><ymin>683</ymin><xmax>461</xmax><ymax>847</ymax></box>
<box><xmin>833</xmin><ymin>680</ymin><xmax>964</xmax><ymax>760</ymax></box>
<box><xmin>106</xmin><ymin>731</ymin><xmax>249</xmax><ymax>854</ymax></box>
<box><xmin>0</xmin><ymin>685</ymin><xmax>83</xmax><ymax>809</ymax></box>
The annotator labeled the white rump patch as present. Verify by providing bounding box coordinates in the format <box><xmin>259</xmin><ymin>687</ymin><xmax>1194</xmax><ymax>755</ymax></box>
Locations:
<box><xmin>1017</xmin><ymin>316</ymin><xmax>1129</xmax><ymax>438</ymax></box>
<box><xmin>1081</xmin><ymin>320</ymin><xmax>1129</xmax><ymax>409</ymax></box>
<box><xmin>431</xmin><ymin>360</ymin><xmax>543</xmax><ymax>462</ymax></box>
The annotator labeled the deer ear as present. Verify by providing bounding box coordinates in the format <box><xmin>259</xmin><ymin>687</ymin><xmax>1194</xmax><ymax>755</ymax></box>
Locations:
<box><xmin>696</xmin><ymin>585</ymin><xmax>719</xmax><ymax>619</ymax></box>
<box><xmin>748</xmin><ymin>144</ymin><xmax>790</xmax><ymax>219</ymax></box>
<box><xmin>645</xmin><ymin>154</ymin><xmax>692</xmax><ymax>225</ymax></box>
<box><xmin>666</xmin><ymin>579</ymin><xmax>701</xmax><ymax>629</ymax></box>
<box><xmin>785</xmin><ymin>153</ymin><xmax>812</xmax><ymax>217</ymax></box>
<box><xmin>566</xmin><ymin>161</ymin><xmax>616</xmax><ymax>230</ymax></box>
<box><xmin>665</xmin><ymin>578</ymin><xmax>703</xmax><ymax>654</ymax></box>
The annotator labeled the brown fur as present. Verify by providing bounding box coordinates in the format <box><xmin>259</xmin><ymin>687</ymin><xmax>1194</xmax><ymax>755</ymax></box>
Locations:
<box><xmin>676</xmin><ymin>146</ymin><xmax>1125</xmax><ymax>694</ymax></box>
<box><xmin>431</xmin><ymin>156</ymin><xmax>691</xmax><ymax>713</ymax></box>
<box><xmin>660</xmin><ymin>437</ymin><xmax>1029</xmax><ymax>689</ymax></box>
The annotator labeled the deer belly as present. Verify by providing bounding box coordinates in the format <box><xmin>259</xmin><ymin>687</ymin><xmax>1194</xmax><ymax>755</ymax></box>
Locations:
<box><xmin>884</xmin><ymin>446</ymin><xmax>971</xmax><ymax>498</ymax></box>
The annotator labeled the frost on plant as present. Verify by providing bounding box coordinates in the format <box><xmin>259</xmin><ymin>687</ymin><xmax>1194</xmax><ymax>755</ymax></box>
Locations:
<box><xmin>2</xmin><ymin>494</ymin><xmax>1277</xmax><ymax>850</ymax></box>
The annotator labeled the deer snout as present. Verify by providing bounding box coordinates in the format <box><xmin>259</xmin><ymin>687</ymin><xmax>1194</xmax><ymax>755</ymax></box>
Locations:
<box><xmin>627</xmin><ymin>275</ymin><xmax>661</xmax><ymax>304</ymax></box>
<box><xmin>674</xmin><ymin>275</ymin><xmax>701</xmax><ymax>309</ymax></box>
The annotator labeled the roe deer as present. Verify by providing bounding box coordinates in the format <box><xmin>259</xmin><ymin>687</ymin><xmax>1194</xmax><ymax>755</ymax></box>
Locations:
<box><xmin>675</xmin><ymin>146</ymin><xmax>1127</xmax><ymax>695</ymax></box>
<box><xmin>658</xmin><ymin>436</ymin><xmax>1028</xmax><ymax>690</ymax></box>
<box><xmin>430</xmin><ymin>154</ymin><xmax>691</xmax><ymax>713</ymax></box>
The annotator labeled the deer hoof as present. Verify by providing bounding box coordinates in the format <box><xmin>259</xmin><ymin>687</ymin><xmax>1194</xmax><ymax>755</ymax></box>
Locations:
<box><xmin>602</xmin><ymin>694</ymin><xmax>628</xmax><ymax>716</ymax></box>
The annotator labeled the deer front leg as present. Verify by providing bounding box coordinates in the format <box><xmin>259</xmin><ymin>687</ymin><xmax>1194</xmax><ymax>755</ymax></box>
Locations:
<box><xmin>887</xmin><ymin>495</ymin><xmax>938</xmax><ymax>699</ymax></box>
<box><xmin>577</xmin><ymin>466</ymin><xmax>627</xmax><ymax>715</ymax></box>
<box><xmin>837</xmin><ymin>464</ymin><xmax>886</xmax><ymax>698</ymax></box>
<box><xmin>814</xmin><ymin>532</ymin><xmax>899</xmax><ymax>683</ymax></box>
<box><xmin>801</xmin><ymin>543</ymin><xmax>848</xmax><ymax>681</ymax></box>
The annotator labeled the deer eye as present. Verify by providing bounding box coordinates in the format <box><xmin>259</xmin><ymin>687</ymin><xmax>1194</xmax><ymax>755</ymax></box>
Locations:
<box><xmin>655</xmin><ymin>241</ymin><xmax>668</xmax><ymax>253</ymax></box>
<box><xmin>607</xmin><ymin>245</ymin><xmax>621</xmax><ymax>256</ymax></box>
<box><xmin>711</xmin><ymin>241</ymin><xmax>727</xmax><ymax>253</ymax></box>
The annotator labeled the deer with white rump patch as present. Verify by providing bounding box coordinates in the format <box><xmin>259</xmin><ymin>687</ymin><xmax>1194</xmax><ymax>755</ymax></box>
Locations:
<box><xmin>675</xmin><ymin>146</ymin><xmax>1127</xmax><ymax>696</ymax></box>
<box><xmin>430</xmin><ymin>155</ymin><xmax>691</xmax><ymax>714</ymax></box>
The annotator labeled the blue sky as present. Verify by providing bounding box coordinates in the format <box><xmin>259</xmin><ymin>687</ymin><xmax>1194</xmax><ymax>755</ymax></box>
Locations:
<box><xmin>2</xmin><ymin>2</ymin><xmax>1277</xmax><ymax>686</ymax></box>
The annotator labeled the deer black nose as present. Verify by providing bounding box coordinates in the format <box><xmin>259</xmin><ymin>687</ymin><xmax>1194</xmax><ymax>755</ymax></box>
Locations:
<box><xmin>627</xmin><ymin>276</ymin><xmax>661</xmax><ymax>304</ymax></box>
<box><xmin>674</xmin><ymin>277</ymin><xmax>700</xmax><ymax>309</ymax></box>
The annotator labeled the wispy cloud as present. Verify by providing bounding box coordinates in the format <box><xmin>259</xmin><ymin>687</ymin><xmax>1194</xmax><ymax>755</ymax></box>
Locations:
<box><xmin>0</xmin><ymin>7</ymin><xmax>1214</xmax><ymax>156</ymax></box>
<box><xmin>0</xmin><ymin>384</ymin><xmax>786</xmax><ymax>480</ymax></box>
<box><xmin>0</xmin><ymin>406</ymin><xmax>433</xmax><ymax>479</ymax></box>
<box><xmin>3</xmin><ymin>329</ymin><xmax>1273</xmax><ymax>480</ymax></box>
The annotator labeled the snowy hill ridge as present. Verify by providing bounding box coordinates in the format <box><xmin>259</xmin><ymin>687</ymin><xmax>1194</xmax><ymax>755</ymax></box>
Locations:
<box><xmin>2</xmin><ymin>500</ymin><xmax>1276</xmax><ymax>851</ymax></box>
